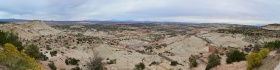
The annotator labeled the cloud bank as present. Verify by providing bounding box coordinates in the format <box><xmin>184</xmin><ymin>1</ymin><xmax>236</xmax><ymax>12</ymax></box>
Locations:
<box><xmin>0</xmin><ymin>0</ymin><xmax>280</xmax><ymax>25</ymax></box>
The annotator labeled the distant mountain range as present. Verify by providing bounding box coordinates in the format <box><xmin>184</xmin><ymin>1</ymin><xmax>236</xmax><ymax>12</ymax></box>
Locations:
<box><xmin>0</xmin><ymin>19</ymin><xmax>28</xmax><ymax>22</ymax></box>
<box><xmin>0</xmin><ymin>18</ymin><xmax>268</xmax><ymax>26</ymax></box>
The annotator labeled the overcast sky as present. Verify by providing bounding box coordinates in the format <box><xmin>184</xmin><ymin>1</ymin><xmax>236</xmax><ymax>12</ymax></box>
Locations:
<box><xmin>1</xmin><ymin>0</ymin><xmax>280</xmax><ymax>25</ymax></box>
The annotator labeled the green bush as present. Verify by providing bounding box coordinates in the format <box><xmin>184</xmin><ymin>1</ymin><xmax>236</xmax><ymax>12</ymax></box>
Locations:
<box><xmin>170</xmin><ymin>61</ymin><xmax>179</xmax><ymax>66</ymax></box>
<box><xmin>205</xmin><ymin>53</ymin><xmax>221</xmax><ymax>70</ymax></box>
<box><xmin>65</xmin><ymin>58</ymin><xmax>80</xmax><ymax>65</ymax></box>
<box><xmin>226</xmin><ymin>50</ymin><xmax>246</xmax><ymax>64</ymax></box>
<box><xmin>0</xmin><ymin>31</ymin><xmax>23</xmax><ymax>51</ymax></box>
<box><xmin>24</xmin><ymin>44</ymin><xmax>41</xmax><ymax>59</ymax></box>
<box><xmin>71</xmin><ymin>67</ymin><xmax>81</xmax><ymax>70</ymax></box>
<box><xmin>134</xmin><ymin>62</ymin><xmax>145</xmax><ymax>70</ymax></box>
<box><xmin>86</xmin><ymin>56</ymin><xmax>105</xmax><ymax>70</ymax></box>
<box><xmin>264</xmin><ymin>40</ymin><xmax>280</xmax><ymax>50</ymax></box>
<box><xmin>48</xmin><ymin>61</ymin><xmax>57</xmax><ymax>70</ymax></box>
<box><xmin>50</xmin><ymin>50</ymin><xmax>57</xmax><ymax>57</ymax></box>
<box><xmin>190</xmin><ymin>60</ymin><xmax>198</xmax><ymax>68</ymax></box>
<box><xmin>149</xmin><ymin>61</ymin><xmax>160</xmax><ymax>66</ymax></box>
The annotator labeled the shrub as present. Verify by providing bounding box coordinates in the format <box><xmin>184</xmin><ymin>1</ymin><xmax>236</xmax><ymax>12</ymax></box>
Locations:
<box><xmin>206</xmin><ymin>60</ymin><xmax>220</xmax><ymax>70</ymax></box>
<box><xmin>24</xmin><ymin>44</ymin><xmax>41</xmax><ymax>59</ymax></box>
<box><xmin>226</xmin><ymin>50</ymin><xmax>246</xmax><ymax>64</ymax></box>
<box><xmin>244</xmin><ymin>47</ymin><xmax>251</xmax><ymax>53</ymax></box>
<box><xmin>65</xmin><ymin>58</ymin><xmax>80</xmax><ymax>65</ymax></box>
<box><xmin>48</xmin><ymin>61</ymin><xmax>57</xmax><ymax>70</ymax></box>
<box><xmin>205</xmin><ymin>53</ymin><xmax>221</xmax><ymax>70</ymax></box>
<box><xmin>252</xmin><ymin>44</ymin><xmax>261</xmax><ymax>53</ymax></box>
<box><xmin>72</xmin><ymin>46</ymin><xmax>77</xmax><ymax>49</ymax></box>
<box><xmin>149</xmin><ymin>61</ymin><xmax>160</xmax><ymax>66</ymax></box>
<box><xmin>189</xmin><ymin>56</ymin><xmax>199</xmax><ymax>68</ymax></box>
<box><xmin>46</xmin><ymin>45</ymin><xmax>52</xmax><ymax>50</ymax></box>
<box><xmin>170</xmin><ymin>61</ymin><xmax>179</xmax><ymax>66</ymax></box>
<box><xmin>50</xmin><ymin>50</ymin><xmax>57</xmax><ymax>57</ymax></box>
<box><xmin>71</xmin><ymin>67</ymin><xmax>81</xmax><ymax>70</ymax></box>
<box><xmin>246</xmin><ymin>53</ymin><xmax>262</xmax><ymax>70</ymax></box>
<box><xmin>264</xmin><ymin>40</ymin><xmax>280</xmax><ymax>50</ymax></box>
<box><xmin>0</xmin><ymin>43</ymin><xmax>43</xmax><ymax>70</ymax></box>
<box><xmin>86</xmin><ymin>56</ymin><xmax>105</xmax><ymax>70</ymax></box>
<box><xmin>39</xmin><ymin>52</ymin><xmax>49</xmax><ymax>61</ymax></box>
<box><xmin>107</xmin><ymin>59</ymin><xmax>117</xmax><ymax>64</ymax></box>
<box><xmin>0</xmin><ymin>31</ymin><xmax>23</xmax><ymax>51</ymax></box>
<box><xmin>134</xmin><ymin>62</ymin><xmax>145</xmax><ymax>70</ymax></box>
<box><xmin>190</xmin><ymin>60</ymin><xmax>198</xmax><ymax>68</ymax></box>
<box><xmin>259</xmin><ymin>48</ymin><xmax>269</xmax><ymax>58</ymax></box>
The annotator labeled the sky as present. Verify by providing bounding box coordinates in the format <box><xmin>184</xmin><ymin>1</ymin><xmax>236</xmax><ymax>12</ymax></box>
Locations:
<box><xmin>0</xmin><ymin>0</ymin><xmax>280</xmax><ymax>25</ymax></box>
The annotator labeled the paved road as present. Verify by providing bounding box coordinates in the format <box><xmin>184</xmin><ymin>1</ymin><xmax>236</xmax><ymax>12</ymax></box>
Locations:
<box><xmin>274</xmin><ymin>62</ymin><xmax>280</xmax><ymax>70</ymax></box>
<box><xmin>194</xmin><ymin>35</ymin><xmax>213</xmax><ymax>44</ymax></box>
<box><xmin>158</xmin><ymin>54</ymin><xmax>173</xmax><ymax>61</ymax></box>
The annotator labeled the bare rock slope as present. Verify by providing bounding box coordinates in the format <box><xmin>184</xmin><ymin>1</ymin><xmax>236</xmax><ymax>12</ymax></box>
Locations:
<box><xmin>0</xmin><ymin>20</ymin><xmax>60</xmax><ymax>39</ymax></box>
<box><xmin>262</xmin><ymin>23</ymin><xmax>280</xmax><ymax>30</ymax></box>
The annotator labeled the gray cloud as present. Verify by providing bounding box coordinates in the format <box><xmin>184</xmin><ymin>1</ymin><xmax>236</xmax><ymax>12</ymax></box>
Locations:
<box><xmin>0</xmin><ymin>0</ymin><xmax>279</xmax><ymax>24</ymax></box>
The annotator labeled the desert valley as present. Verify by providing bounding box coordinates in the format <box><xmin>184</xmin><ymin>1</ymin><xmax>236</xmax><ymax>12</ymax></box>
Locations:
<box><xmin>1</xmin><ymin>20</ymin><xmax>280</xmax><ymax>70</ymax></box>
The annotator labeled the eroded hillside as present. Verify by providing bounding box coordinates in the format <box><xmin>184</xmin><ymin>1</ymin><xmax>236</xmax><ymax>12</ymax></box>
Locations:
<box><xmin>1</xmin><ymin>21</ymin><xmax>280</xmax><ymax>70</ymax></box>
